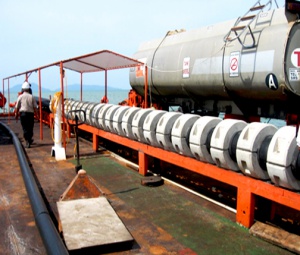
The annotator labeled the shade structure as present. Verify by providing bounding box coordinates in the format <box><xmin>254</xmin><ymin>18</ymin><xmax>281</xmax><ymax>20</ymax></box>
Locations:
<box><xmin>4</xmin><ymin>49</ymin><xmax>144</xmax><ymax>79</ymax></box>
<box><xmin>57</xmin><ymin>49</ymin><xmax>144</xmax><ymax>73</ymax></box>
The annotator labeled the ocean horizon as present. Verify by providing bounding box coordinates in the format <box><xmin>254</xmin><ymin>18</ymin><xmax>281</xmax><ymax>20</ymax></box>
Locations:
<box><xmin>1</xmin><ymin>88</ymin><xmax>286</xmax><ymax>128</ymax></box>
<box><xmin>2</xmin><ymin>89</ymin><xmax>129</xmax><ymax>107</ymax></box>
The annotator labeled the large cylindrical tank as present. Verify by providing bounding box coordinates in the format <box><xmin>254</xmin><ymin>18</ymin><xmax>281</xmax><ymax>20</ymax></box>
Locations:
<box><xmin>129</xmin><ymin>7</ymin><xmax>300</xmax><ymax>117</ymax></box>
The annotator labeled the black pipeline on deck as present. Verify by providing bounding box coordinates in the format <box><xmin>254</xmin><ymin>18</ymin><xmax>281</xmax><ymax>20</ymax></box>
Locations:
<box><xmin>0</xmin><ymin>122</ymin><xmax>47</xmax><ymax>254</ymax></box>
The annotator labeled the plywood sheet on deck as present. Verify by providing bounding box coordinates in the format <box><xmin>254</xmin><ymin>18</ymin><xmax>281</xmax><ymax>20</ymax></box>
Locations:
<box><xmin>250</xmin><ymin>221</ymin><xmax>300</xmax><ymax>254</ymax></box>
<box><xmin>57</xmin><ymin>197</ymin><xmax>133</xmax><ymax>250</ymax></box>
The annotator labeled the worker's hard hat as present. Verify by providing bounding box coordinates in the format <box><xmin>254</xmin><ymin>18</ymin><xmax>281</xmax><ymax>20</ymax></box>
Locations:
<box><xmin>22</xmin><ymin>81</ymin><xmax>30</xmax><ymax>89</ymax></box>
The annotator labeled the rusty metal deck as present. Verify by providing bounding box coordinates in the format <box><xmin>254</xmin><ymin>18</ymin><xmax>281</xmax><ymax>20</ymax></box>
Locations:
<box><xmin>0</xmin><ymin>116</ymin><xmax>295</xmax><ymax>254</ymax></box>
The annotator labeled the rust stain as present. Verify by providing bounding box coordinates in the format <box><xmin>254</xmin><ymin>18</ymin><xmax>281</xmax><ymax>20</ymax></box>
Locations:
<box><xmin>149</xmin><ymin>245</ymin><xmax>169</xmax><ymax>254</ymax></box>
<box><xmin>27</xmin><ymin>221</ymin><xmax>36</xmax><ymax>227</ymax></box>
<box><xmin>59</xmin><ymin>170</ymin><xmax>103</xmax><ymax>201</ymax></box>
<box><xmin>118</xmin><ymin>211</ymin><xmax>135</xmax><ymax>220</ymax></box>
<box><xmin>178</xmin><ymin>248</ymin><xmax>198</xmax><ymax>255</ymax></box>
<box><xmin>156</xmin><ymin>227</ymin><xmax>174</xmax><ymax>242</ymax></box>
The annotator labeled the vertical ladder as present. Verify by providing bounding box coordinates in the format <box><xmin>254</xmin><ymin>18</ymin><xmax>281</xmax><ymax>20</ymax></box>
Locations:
<box><xmin>223</xmin><ymin>0</ymin><xmax>275</xmax><ymax>48</ymax></box>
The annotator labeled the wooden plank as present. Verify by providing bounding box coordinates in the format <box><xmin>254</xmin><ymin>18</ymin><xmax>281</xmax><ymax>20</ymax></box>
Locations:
<box><xmin>57</xmin><ymin>197</ymin><xmax>133</xmax><ymax>250</ymax></box>
<box><xmin>231</xmin><ymin>26</ymin><xmax>246</xmax><ymax>31</ymax></box>
<box><xmin>250</xmin><ymin>5</ymin><xmax>265</xmax><ymax>11</ymax></box>
<box><xmin>240</xmin><ymin>15</ymin><xmax>256</xmax><ymax>21</ymax></box>
<box><xmin>250</xmin><ymin>221</ymin><xmax>300</xmax><ymax>254</ymax></box>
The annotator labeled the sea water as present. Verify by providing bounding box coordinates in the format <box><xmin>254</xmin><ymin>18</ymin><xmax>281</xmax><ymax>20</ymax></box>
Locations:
<box><xmin>1</xmin><ymin>89</ymin><xmax>286</xmax><ymax>128</ymax></box>
<box><xmin>5</xmin><ymin>89</ymin><xmax>129</xmax><ymax>106</ymax></box>
<box><xmin>63</xmin><ymin>90</ymin><xmax>129</xmax><ymax>104</ymax></box>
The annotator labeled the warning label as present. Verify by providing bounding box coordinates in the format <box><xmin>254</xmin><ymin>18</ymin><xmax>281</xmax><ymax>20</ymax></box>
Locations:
<box><xmin>230</xmin><ymin>52</ymin><xmax>240</xmax><ymax>77</ymax></box>
<box><xmin>289</xmin><ymin>68</ymin><xmax>300</xmax><ymax>81</ymax></box>
<box><xmin>182</xmin><ymin>57</ymin><xmax>190</xmax><ymax>78</ymax></box>
<box><xmin>291</xmin><ymin>48</ymin><xmax>300</xmax><ymax>68</ymax></box>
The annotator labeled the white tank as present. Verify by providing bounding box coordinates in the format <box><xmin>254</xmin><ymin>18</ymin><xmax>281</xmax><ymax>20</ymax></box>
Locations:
<box><xmin>130</xmin><ymin>7</ymin><xmax>300</xmax><ymax>118</ymax></box>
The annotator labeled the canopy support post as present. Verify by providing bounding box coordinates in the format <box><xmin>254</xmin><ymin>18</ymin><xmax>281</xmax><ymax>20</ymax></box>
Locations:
<box><xmin>1</xmin><ymin>79</ymin><xmax>4</xmax><ymax>111</ymax></box>
<box><xmin>8</xmin><ymin>79</ymin><xmax>10</xmax><ymax>118</ymax></box>
<box><xmin>60</xmin><ymin>62</ymin><xmax>66</xmax><ymax>149</ymax></box>
<box><xmin>80</xmin><ymin>72</ymin><xmax>83</xmax><ymax>101</ymax></box>
<box><xmin>105</xmin><ymin>70</ymin><xmax>108</xmax><ymax>100</ymax></box>
<box><xmin>38</xmin><ymin>69</ymin><xmax>43</xmax><ymax>140</ymax></box>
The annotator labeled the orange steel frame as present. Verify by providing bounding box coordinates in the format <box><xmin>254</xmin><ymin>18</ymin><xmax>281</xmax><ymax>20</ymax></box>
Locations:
<box><xmin>2</xmin><ymin>50</ymin><xmax>146</xmax><ymax>142</ymax></box>
<box><xmin>70</xmin><ymin>122</ymin><xmax>300</xmax><ymax>229</ymax></box>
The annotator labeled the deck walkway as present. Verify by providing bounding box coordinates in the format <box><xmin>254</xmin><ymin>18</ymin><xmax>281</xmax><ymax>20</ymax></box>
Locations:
<box><xmin>0</xmin><ymin>116</ymin><xmax>295</xmax><ymax>254</ymax></box>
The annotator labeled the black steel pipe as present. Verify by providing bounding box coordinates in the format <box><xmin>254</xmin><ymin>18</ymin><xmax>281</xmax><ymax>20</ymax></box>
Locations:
<box><xmin>228</xmin><ymin>130</ymin><xmax>242</xmax><ymax>163</ymax></box>
<box><xmin>258</xmin><ymin>135</ymin><xmax>273</xmax><ymax>172</ymax></box>
<box><xmin>0</xmin><ymin>122</ymin><xmax>68</xmax><ymax>255</ymax></box>
<box><xmin>293</xmin><ymin>150</ymin><xmax>300</xmax><ymax>180</ymax></box>
<box><xmin>34</xmin><ymin>96</ymin><xmax>51</xmax><ymax>113</ymax></box>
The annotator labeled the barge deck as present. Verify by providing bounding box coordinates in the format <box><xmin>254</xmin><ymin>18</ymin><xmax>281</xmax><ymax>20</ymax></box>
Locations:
<box><xmin>0</xmin><ymin>116</ymin><xmax>296</xmax><ymax>254</ymax></box>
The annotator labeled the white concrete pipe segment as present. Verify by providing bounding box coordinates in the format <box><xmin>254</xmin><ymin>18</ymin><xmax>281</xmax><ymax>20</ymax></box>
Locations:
<box><xmin>210</xmin><ymin>119</ymin><xmax>247</xmax><ymax>171</ymax></box>
<box><xmin>143</xmin><ymin>110</ymin><xmax>167</xmax><ymax>147</ymax></box>
<box><xmin>189</xmin><ymin>116</ymin><xmax>222</xmax><ymax>164</ymax></box>
<box><xmin>267</xmin><ymin>126</ymin><xmax>300</xmax><ymax>190</ymax></box>
<box><xmin>171</xmin><ymin>114</ymin><xmax>200</xmax><ymax>158</ymax></box>
<box><xmin>132</xmin><ymin>108</ymin><xmax>154</xmax><ymax>143</ymax></box>
<box><xmin>236</xmin><ymin>122</ymin><xmax>277</xmax><ymax>180</ymax></box>
<box><xmin>156</xmin><ymin>112</ymin><xmax>183</xmax><ymax>152</ymax></box>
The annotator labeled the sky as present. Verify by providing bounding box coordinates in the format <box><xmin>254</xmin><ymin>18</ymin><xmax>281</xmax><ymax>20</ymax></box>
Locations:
<box><xmin>0</xmin><ymin>0</ymin><xmax>286</xmax><ymax>91</ymax></box>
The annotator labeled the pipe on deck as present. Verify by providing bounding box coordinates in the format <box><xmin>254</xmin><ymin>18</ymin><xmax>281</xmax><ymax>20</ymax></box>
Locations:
<box><xmin>0</xmin><ymin>122</ymin><xmax>68</xmax><ymax>255</ymax></box>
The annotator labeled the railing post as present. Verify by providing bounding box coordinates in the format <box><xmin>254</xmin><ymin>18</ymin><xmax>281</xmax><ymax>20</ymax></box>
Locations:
<box><xmin>93</xmin><ymin>133</ymin><xmax>99</xmax><ymax>152</ymax></box>
<box><xmin>138</xmin><ymin>150</ymin><xmax>148</xmax><ymax>176</ymax></box>
<box><xmin>236</xmin><ymin>187</ymin><xmax>255</xmax><ymax>228</ymax></box>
